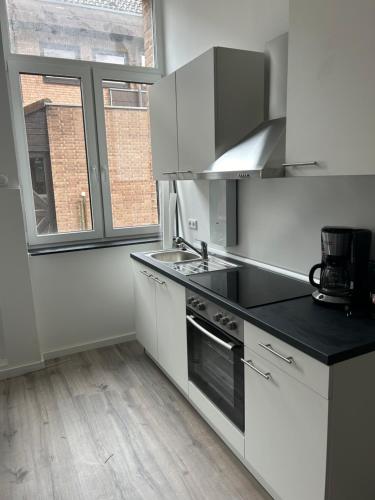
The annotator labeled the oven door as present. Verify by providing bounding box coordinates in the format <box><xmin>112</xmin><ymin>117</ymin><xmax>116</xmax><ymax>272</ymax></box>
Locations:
<box><xmin>187</xmin><ymin>312</ymin><xmax>244</xmax><ymax>431</ymax></box>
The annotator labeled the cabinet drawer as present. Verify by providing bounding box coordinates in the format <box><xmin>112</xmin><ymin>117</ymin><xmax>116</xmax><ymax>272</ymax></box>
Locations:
<box><xmin>244</xmin><ymin>348</ymin><xmax>328</xmax><ymax>500</ymax></box>
<box><xmin>244</xmin><ymin>321</ymin><xmax>330</xmax><ymax>398</ymax></box>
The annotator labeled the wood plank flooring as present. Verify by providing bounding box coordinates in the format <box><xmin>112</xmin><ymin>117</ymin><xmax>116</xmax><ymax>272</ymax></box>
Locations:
<box><xmin>0</xmin><ymin>341</ymin><xmax>273</xmax><ymax>500</ymax></box>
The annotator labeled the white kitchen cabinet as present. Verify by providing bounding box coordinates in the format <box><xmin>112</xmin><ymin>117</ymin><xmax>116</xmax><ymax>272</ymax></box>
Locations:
<box><xmin>286</xmin><ymin>0</ymin><xmax>375</xmax><ymax>176</ymax></box>
<box><xmin>150</xmin><ymin>47</ymin><xmax>264</xmax><ymax>179</ymax></box>
<box><xmin>149</xmin><ymin>72</ymin><xmax>179</xmax><ymax>180</ymax></box>
<box><xmin>156</xmin><ymin>273</ymin><xmax>188</xmax><ymax>393</ymax></box>
<box><xmin>244</xmin><ymin>348</ymin><xmax>328</xmax><ymax>500</ymax></box>
<box><xmin>133</xmin><ymin>262</ymin><xmax>157</xmax><ymax>359</ymax></box>
<box><xmin>133</xmin><ymin>262</ymin><xmax>188</xmax><ymax>392</ymax></box>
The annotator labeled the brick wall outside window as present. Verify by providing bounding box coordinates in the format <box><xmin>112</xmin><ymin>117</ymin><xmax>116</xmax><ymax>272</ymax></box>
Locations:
<box><xmin>19</xmin><ymin>0</ymin><xmax>159</xmax><ymax>235</ymax></box>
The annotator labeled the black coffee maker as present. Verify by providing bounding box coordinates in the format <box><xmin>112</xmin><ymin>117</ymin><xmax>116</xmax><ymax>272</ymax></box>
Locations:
<box><xmin>309</xmin><ymin>227</ymin><xmax>371</xmax><ymax>307</ymax></box>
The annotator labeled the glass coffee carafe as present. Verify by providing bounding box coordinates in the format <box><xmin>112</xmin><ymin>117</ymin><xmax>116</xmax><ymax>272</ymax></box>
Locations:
<box><xmin>309</xmin><ymin>227</ymin><xmax>353</xmax><ymax>303</ymax></box>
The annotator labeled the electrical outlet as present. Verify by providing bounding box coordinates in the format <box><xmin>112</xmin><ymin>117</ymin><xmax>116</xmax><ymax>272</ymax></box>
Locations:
<box><xmin>188</xmin><ymin>218</ymin><xmax>198</xmax><ymax>230</ymax></box>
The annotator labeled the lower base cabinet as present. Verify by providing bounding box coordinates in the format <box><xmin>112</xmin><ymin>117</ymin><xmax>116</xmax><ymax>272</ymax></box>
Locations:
<box><xmin>133</xmin><ymin>262</ymin><xmax>188</xmax><ymax>393</ymax></box>
<box><xmin>134</xmin><ymin>261</ymin><xmax>375</xmax><ymax>500</ymax></box>
<box><xmin>244</xmin><ymin>348</ymin><xmax>328</xmax><ymax>500</ymax></box>
<box><xmin>133</xmin><ymin>262</ymin><xmax>157</xmax><ymax>359</ymax></box>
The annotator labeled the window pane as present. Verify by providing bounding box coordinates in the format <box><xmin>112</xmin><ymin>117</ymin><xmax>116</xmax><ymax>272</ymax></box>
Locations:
<box><xmin>6</xmin><ymin>0</ymin><xmax>155</xmax><ymax>67</ymax></box>
<box><xmin>102</xmin><ymin>80</ymin><xmax>159</xmax><ymax>229</ymax></box>
<box><xmin>20</xmin><ymin>74</ymin><xmax>93</xmax><ymax>235</ymax></box>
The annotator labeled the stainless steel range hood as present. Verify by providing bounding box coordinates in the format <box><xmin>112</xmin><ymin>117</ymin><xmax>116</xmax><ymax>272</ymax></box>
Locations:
<box><xmin>195</xmin><ymin>33</ymin><xmax>288</xmax><ymax>180</ymax></box>
<box><xmin>196</xmin><ymin>117</ymin><xmax>286</xmax><ymax>179</ymax></box>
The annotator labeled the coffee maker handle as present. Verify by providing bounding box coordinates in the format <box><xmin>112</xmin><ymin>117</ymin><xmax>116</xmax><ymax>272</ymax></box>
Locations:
<box><xmin>309</xmin><ymin>263</ymin><xmax>322</xmax><ymax>288</ymax></box>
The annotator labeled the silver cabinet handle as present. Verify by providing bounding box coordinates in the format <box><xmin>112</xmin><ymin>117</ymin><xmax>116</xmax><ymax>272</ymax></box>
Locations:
<box><xmin>282</xmin><ymin>161</ymin><xmax>318</xmax><ymax>167</ymax></box>
<box><xmin>153</xmin><ymin>276</ymin><xmax>166</xmax><ymax>285</ymax></box>
<box><xmin>187</xmin><ymin>315</ymin><xmax>235</xmax><ymax>351</ymax></box>
<box><xmin>241</xmin><ymin>359</ymin><xmax>271</xmax><ymax>380</ymax></box>
<box><xmin>140</xmin><ymin>270</ymin><xmax>152</xmax><ymax>278</ymax></box>
<box><xmin>162</xmin><ymin>170</ymin><xmax>193</xmax><ymax>175</ymax></box>
<box><xmin>259</xmin><ymin>343</ymin><xmax>294</xmax><ymax>364</ymax></box>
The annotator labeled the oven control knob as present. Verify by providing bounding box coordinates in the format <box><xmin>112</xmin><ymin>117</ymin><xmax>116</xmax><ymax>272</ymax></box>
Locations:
<box><xmin>187</xmin><ymin>297</ymin><xmax>195</xmax><ymax>305</ymax></box>
<box><xmin>228</xmin><ymin>321</ymin><xmax>237</xmax><ymax>330</ymax></box>
<box><xmin>220</xmin><ymin>316</ymin><xmax>230</xmax><ymax>326</ymax></box>
<box><xmin>192</xmin><ymin>299</ymin><xmax>200</xmax><ymax>307</ymax></box>
<box><xmin>213</xmin><ymin>312</ymin><xmax>223</xmax><ymax>322</ymax></box>
<box><xmin>197</xmin><ymin>302</ymin><xmax>206</xmax><ymax>311</ymax></box>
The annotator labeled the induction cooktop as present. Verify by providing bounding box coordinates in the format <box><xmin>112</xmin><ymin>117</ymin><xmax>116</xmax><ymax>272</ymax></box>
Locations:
<box><xmin>189</xmin><ymin>265</ymin><xmax>313</xmax><ymax>309</ymax></box>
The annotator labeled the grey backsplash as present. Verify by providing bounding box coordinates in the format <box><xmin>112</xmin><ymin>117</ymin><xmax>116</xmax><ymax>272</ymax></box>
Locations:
<box><xmin>177</xmin><ymin>176</ymin><xmax>375</xmax><ymax>275</ymax></box>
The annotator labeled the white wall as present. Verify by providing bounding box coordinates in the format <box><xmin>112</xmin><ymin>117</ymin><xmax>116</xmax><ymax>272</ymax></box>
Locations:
<box><xmin>162</xmin><ymin>0</ymin><xmax>289</xmax><ymax>74</ymax></box>
<box><xmin>29</xmin><ymin>242</ymin><xmax>159</xmax><ymax>357</ymax></box>
<box><xmin>162</xmin><ymin>0</ymin><xmax>375</xmax><ymax>275</ymax></box>
<box><xmin>0</xmin><ymin>22</ymin><xmax>41</xmax><ymax>376</ymax></box>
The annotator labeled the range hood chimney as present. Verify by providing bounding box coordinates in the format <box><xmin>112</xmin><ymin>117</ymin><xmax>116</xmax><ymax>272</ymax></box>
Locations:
<box><xmin>200</xmin><ymin>33</ymin><xmax>288</xmax><ymax>180</ymax></box>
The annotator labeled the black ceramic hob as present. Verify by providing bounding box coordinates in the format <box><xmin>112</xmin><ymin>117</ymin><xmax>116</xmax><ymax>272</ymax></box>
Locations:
<box><xmin>189</xmin><ymin>265</ymin><xmax>313</xmax><ymax>309</ymax></box>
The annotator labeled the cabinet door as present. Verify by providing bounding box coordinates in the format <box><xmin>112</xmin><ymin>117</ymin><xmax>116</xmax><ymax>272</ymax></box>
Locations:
<box><xmin>286</xmin><ymin>0</ymin><xmax>375</xmax><ymax>176</ymax></box>
<box><xmin>133</xmin><ymin>263</ymin><xmax>157</xmax><ymax>359</ymax></box>
<box><xmin>155</xmin><ymin>274</ymin><xmax>188</xmax><ymax>393</ymax></box>
<box><xmin>149</xmin><ymin>72</ymin><xmax>179</xmax><ymax>180</ymax></box>
<box><xmin>244</xmin><ymin>348</ymin><xmax>328</xmax><ymax>500</ymax></box>
<box><xmin>176</xmin><ymin>49</ymin><xmax>216</xmax><ymax>174</ymax></box>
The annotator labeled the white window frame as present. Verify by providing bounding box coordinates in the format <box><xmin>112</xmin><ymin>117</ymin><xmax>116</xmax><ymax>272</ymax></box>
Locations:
<box><xmin>0</xmin><ymin>0</ymin><xmax>164</xmax><ymax>248</ymax></box>
<box><xmin>93</xmin><ymin>65</ymin><xmax>160</xmax><ymax>238</ymax></box>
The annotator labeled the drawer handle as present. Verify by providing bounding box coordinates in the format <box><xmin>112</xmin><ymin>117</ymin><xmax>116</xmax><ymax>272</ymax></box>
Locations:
<box><xmin>140</xmin><ymin>270</ymin><xmax>152</xmax><ymax>278</ymax></box>
<box><xmin>259</xmin><ymin>343</ymin><xmax>294</xmax><ymax>365</ymax></box>
<box><xmin>241</xmin><ymin>359</ymin><xmax>271</xmax><ymax>380</ymax></box>
<box><xmin>153</xmin><ymin>276</ymin><xmax>166</xmax><ymax>285</ymax></box>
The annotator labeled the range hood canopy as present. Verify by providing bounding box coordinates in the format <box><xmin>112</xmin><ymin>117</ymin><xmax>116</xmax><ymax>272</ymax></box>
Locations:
<box><xmin>196</xmin><ymin>117</ymin><xmax>286</xmax><ymax>180</ymax></box>
<box><xmin>172</xmin><ymin>34</ymin><xmax>289</xmax><ymax>181</ymax></box>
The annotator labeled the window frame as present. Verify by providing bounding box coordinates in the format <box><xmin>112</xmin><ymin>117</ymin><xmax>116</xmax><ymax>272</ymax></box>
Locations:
<box><xmin>93</xmin><ymin>65</ymin><xmax>160</xmax><ymax>238</ymax></box>
<box><xmin>0</xmin><ymin>0</ymin><xmax>165</xmax><ymax>249</ymax></box>
<box><xmin>8</xmin><ymin>58</ymin><xmax>107</xmax><ymax>246</ymax></box>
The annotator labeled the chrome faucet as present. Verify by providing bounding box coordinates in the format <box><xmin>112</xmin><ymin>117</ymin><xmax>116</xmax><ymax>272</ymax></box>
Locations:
<box><xmin>175</xmin><ymin>237</ymin><xmax>209</xmax><ymax>260</ymax></box>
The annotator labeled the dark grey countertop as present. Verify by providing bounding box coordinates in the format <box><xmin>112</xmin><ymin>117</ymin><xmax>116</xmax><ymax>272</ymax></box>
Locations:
<box><xmin>131</xmin><ymin>252</ymin><xmax>375</xmax><ymax>365</ymax></box>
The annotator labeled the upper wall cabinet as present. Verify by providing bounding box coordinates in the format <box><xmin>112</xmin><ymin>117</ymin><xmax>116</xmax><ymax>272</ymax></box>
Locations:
<box><xmin>149</xmin><ymin>72</ymin><xmax>179</xmax><ymax>180</ymax></box>
<box><xmin>150</xmin><ymin>47</ymin><xmax>264</xmax><ymax>180</ymax></box>
<box><xmin>286</xmin><ymin>0</ymin><xmax>375</xmax><ymax>176</ymax></box>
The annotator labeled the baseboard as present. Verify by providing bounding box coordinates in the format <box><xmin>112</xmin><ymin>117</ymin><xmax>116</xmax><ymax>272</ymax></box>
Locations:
<box><xmin>0</xmin><ymin>359</ymin><xmax>45</xmax><ymax>381</ymax></box>
<box><xmin>0</xmin><ymin>358</ymin><xmax>8</xmax><ymax>368</ymax></box>
<box><xmin>42</xmin><ymin>331</ymin><xmax>136</xmax><ymax>360</ymax></box>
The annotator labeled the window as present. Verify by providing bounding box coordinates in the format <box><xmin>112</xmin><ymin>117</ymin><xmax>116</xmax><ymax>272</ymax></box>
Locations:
<box><xmin>41</xmin><ymin>43</ymin><xmax>80</xmax><ymax>60</ymax></box>
<box><xmin>100</xmin><ymin>80</ymin><xmax>158</xmax><ymax>232</ymax></box>
<box><xmin>20</xmin><ymin>73</ymin><xmax>93</xmax><ymax>236</ymax></box>
<box><xmin>5</xmin><ymin>0</ymin><xmax>155</xmax><ymax>68</ymax></box>
<box><xmin>3</xmin><ymin>1</ymin><xmax>163</xmax><ymax>248</ymax></box>
<box><xmin>94</xmin><ymin>50</ymin><xmax>129</xmax><ymax>65</ymax></box>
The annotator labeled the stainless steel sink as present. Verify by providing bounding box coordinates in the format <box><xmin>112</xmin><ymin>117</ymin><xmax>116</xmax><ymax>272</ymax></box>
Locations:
<box><xmin>148</xmin><ymin>250</ymin><xmax>201</xmax><ymax>263</ymax></box>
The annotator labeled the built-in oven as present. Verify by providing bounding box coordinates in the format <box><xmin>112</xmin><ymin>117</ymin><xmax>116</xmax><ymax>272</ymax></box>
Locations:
<box><xmin>186</xmin><ymin>291</ymin><xmax>244</xmax><ymax>432</ymax></box>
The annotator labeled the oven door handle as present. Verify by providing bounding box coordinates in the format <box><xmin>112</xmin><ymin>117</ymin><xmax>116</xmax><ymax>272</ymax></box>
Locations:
<box><xmin>187</xmin><ymin>315</ymin><xmax>236</xmax><ymax>351</ymax></box>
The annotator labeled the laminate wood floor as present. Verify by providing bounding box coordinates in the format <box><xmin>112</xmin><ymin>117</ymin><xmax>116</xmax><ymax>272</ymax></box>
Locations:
<box><xmin>0</xmin><ymin>341</ymin><xmax>273</xmax><ymax>500</ymax></box>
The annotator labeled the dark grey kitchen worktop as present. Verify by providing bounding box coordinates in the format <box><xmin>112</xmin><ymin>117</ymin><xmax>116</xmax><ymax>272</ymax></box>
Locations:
<box><xmin>131</xmin><ymin>252</ymin><xmax>375</xmax><ymax>365</ymax></box>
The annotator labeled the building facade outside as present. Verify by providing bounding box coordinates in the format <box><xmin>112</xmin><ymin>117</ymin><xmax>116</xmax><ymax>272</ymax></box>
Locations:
<box><xmin>9</xmin><ymin>0</ymin><xmax>158</xmax><ymax>235</ymax></box>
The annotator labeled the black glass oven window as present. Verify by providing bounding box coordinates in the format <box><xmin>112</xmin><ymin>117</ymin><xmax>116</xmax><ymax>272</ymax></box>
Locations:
<box><xmin>187</xmin><ymin>313</ymin><xmax>244</xmax><ymax>431</ymax></box>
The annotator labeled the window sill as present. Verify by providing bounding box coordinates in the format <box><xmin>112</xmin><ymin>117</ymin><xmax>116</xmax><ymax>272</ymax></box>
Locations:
<box><xmin>28</xmin><ymin>236</ymin><xmax>161</xmax><ymax>256</ymax></box>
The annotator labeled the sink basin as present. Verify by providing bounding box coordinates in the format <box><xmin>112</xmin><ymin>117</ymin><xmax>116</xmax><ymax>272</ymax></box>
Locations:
<box><xmin>148</xmin><ymin>250</ymin><xmax>201</xmax><ymax>263</ymax></box>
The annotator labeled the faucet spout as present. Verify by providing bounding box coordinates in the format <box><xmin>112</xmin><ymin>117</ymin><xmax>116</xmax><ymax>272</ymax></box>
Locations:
<box><xmin>175</xmin><ymin>237</ymin><xmax>208</xmax><ymax>260</ymax></box>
